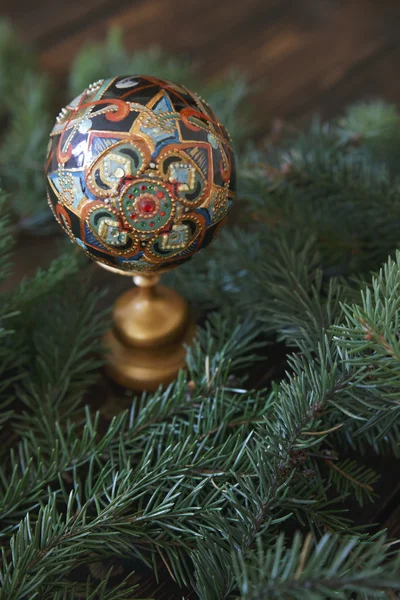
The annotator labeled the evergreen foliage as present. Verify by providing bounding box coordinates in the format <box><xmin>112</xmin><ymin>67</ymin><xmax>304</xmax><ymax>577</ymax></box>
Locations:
<box><xmin>0</xmin><ymin>19</ymin><xmax>400</xmax><ymax>599</ymax></box>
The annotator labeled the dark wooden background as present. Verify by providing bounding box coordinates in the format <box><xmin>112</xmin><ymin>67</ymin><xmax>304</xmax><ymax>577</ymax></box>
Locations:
<box><xmin>2</xmin><ymin>0</ymin><xmax>400</xmax><ymax>595</ymax></box>
<box><xmin>3</xmin><ymin>0</ymin><xmax>400</xmax><ymax>132</ymax></box>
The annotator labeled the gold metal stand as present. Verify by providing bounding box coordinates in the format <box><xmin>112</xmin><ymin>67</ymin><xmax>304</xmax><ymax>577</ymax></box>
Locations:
<box><xmin>98</xmin><ymin>264</ymin><xmax>195</xmax><ymax>391</ymax></box>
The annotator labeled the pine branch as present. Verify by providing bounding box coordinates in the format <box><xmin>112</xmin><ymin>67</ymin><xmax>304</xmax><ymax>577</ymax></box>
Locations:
<box><xmin>0</xmin><ymin>71</ymin><xmax>52</xmax><ymax>217</ymax></box>
<box><xmin>4</xmin><ymin>250</ymin><xmax>81</xmax><ymax>314</ymax></box>
<box><xmin>0</xmin><ymin>462</ymin><xmax>212</xmax><ymax>598</ymax></box>
<box><xmin>0</xmin><ymin>192</ymin><xmax>13</xmax><ymax>284</ymax></box>
<box><xmin>232</xmin><ymin>531</ymin><xmax>400</xmax><ymax>600</ymax></box>
<box><xmin>0</xmin><ymin>191</ymin><xmax>20</xmax><ymax>430</ymax></box>
<box><xmin>3</xmin><ymin>248</ymin><xmax>388</xmax><ymax>594</ymax></box>
<box><xmin>339</xmin><ymin>100</ymin><xmax>400</xmax><ymax>175</ymax></box>
<box><xmin>44</xmin><ymin>572</ymin><xmax>140</xmax><ymax>600</ymax></box>
<box><xmin>0</xmin><ymin>315</ymin><xmax>266</xmax><ymax>536</ymax></box>
<box><xmin>0</xmin><ymin>20</ymin><xmax>53</xmax><ymax>219</ymax></box>
<box><xmin>190</xmin><ymin>250</ymin><xmax>400</xmax><ymax>594</ymax></box>
<box><xmin>0</xmin><ymin>21</ymin><xmax>37</xmax><ymax>113</ymax></box>
<box><xmin>10</xmin><ymin>281</ymin><xmax>108</xmax><ymax>444</ymax></box>
<box><xmin>324</xmin><ymin>458</ymin><xmax>378</xmax><ymax>506</ymax></box>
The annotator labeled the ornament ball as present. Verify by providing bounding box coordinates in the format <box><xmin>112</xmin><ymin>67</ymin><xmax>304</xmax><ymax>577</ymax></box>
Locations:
<box><xmin>45</xmin><ymin>75</ymin><xmax>236</xmax><ymax>274</ymax></box>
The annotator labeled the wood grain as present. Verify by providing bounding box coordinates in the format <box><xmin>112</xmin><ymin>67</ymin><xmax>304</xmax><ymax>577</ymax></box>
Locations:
<box><xmin>3</xmin><ymin>0</ymin><xmax>400</xmax><ymax>135</ymax></box>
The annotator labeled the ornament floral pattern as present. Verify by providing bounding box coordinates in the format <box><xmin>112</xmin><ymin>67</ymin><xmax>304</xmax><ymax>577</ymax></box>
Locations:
<box><xmin>46</xmin><ymin>75</ymin><xmax>235</xmax><ymax>273</ymax></box>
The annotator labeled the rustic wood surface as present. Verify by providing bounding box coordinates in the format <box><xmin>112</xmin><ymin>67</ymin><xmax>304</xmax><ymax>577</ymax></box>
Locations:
<box><xmin>3</xmin><ymin>0</ymin><xmax>400</xmax><ymax>129</ymax></box>
<box><xmin>2</xmin><ymin>0</ymin><xmax>400</xmax><ymax>596</ymax></box>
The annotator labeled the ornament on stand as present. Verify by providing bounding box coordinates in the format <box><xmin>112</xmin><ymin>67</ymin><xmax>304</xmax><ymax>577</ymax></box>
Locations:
<box><xmin>45</xmin><ymin>75</ymin><xmax>235</xmax><ymax>390</ymax></box>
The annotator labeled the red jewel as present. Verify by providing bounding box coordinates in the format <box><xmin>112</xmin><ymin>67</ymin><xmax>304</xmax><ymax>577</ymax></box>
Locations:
<box><xmin>141</xmin><ymin>185</ymin><xmax>147</xmax><ymax>191</ymax></box>
<box><xmin>128</xmin><ymin>194</ymin><xmax>134</xmax><ymax>199</ymax></box>
<box><xmin>156</xmin><ymin>191</ymin><xmax>164</xmax><ymax>198</ymax></box>
<box><xmin>150</xmin><ymin>222</ymin><xmax>155</xmax><ymax>227</ymax></box>
<box><xmin>130</xmin><ymin>213</ymin><xmax>136</xmax><ymax>219</ymax></box>
<box><xmin>160</xmin><ymin>211</ymin><xmax>165</xmax><ymax>217</ymax></box>
<box><xmin>139</xmin><ymin>198</ymin><xmax>156</xmax><ymax>214</ymax></box>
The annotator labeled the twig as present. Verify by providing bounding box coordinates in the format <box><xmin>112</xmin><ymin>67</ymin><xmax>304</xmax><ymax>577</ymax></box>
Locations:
<box><xmin>295</xmin><ymin>532</ymin><xmax>313</xmax><ymax>580</ymax></box>
<box><xmin>324</xmin><ymin>460</ymin><xmax>373</xmax><ymax>492</ymax></box>
<box><xmin>303</xmin><ymin>423</ymin><xmax>344</xmax><ymax>436</ymax></box>
<box><xmin>157</xmin><ymin>547</ymin><xmax>176</xmax><ymax>583</ymax></box>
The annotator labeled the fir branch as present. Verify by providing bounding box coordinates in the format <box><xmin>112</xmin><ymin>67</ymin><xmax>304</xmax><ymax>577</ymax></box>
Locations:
<box><xmin>0</xmin><ymin>461</ymin><xmax>212</xmax><ymax>598</ymax></box>
<box><xmin>0</xmin><ymin>70</ymin><xmax>52</xmax><ymax>217</ymax></box>
<box><xmin>324</xmin><ymin>458</ymin><xmax>378</xmax><ymax>506</ymax></box>
<box><xmin>232</xmin><ymin>531</ymin><xmax>400</xmax><ymax>600</ymax></box>
<box><xmin>0</xmin><ymin>20</ymin><xmax>37</xmax><ymax>112</ymax></box>
<box><xmin>43</xmin><ymin>572</ymin><xmax>140</xmax><ymax>600</ymax></box>
<box><xmin>0</xmin><ymin>192</ymin><xmax>13</xmax><ymax>284</ymax></box>
<box><xmin>0</xmin><ymin>191</ymin><xmax>21</xmax><ymax>430</ymax></box>
<box><xmin>193</xmin><ymin>249</ymin><xmax>400</xmax><ymax>591</ymax></box>
<box><xmin>0</xmin><ymin>250</ymin><xmax>87</xmax><ymax>441</ymax></box>
<box><xmin>4</xmin><ymin>250</ymin><xmax>81</xmax><ymax>313</ymax></box>
<box><xmin>0</xmin><ymin>20</ymin><xmax>53</xmax><ymax>220</ymax></box>
<box><xmin>11</xmin><ymin>281</ymin><xmax>108</xmax><ymax>444</ymax></box>
<box><xmin>339</xmin><ymin>100</ymin><xmax>400</xmax><ymax>175</ymax></box>
<box><xmin>0</xmin><ymin>316</ymin><xmax>266</xmax><ymax>536</ymax></box>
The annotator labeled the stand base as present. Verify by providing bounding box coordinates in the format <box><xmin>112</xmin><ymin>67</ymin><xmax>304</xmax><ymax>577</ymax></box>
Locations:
<box><xmin>104</xmin><ymin>322</ymin><xmax>196</xmax><ymax>391</ymax></box>
<box><xmin>101</xmin><ymin>271</ymin><xmax>195</xmax><ymax>391</ymax></box>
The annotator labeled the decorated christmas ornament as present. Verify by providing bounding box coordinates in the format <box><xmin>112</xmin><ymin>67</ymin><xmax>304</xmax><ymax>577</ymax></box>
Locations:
<box><xmin>45</xmin><ymin>75</ymin><xmax>235</xmax><ymax>389</ymax></box>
